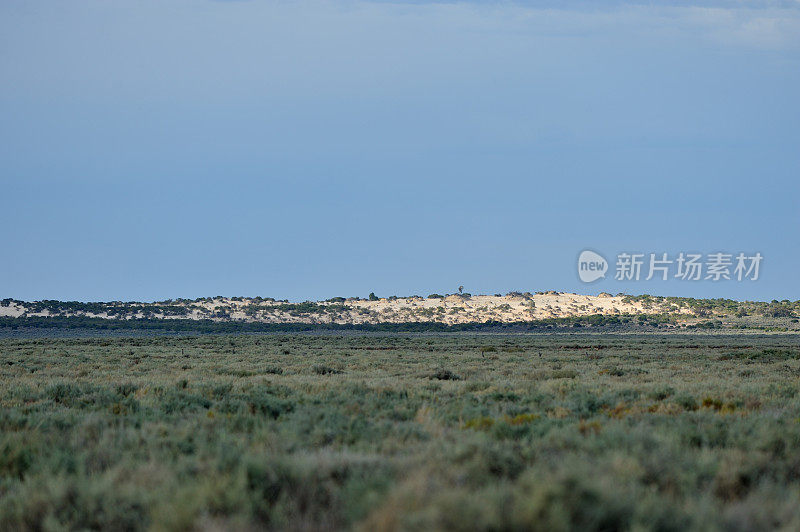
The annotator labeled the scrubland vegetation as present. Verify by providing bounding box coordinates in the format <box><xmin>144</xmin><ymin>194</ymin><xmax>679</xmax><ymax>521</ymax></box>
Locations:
<box><xmin>2</xmin><ymin>333</ymin><xmax>800</xmax><ymax>530</ymax></box>
<box><xmin>2</xmin><ymin>295</ymin><xmax>798</xmax><ymax>332</ymax></box>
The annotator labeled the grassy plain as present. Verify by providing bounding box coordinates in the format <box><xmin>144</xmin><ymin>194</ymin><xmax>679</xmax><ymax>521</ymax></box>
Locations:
<box><xmin>1</xmin><ymin>333</ymin><xmax>800</xmax><ymax>530</ymax></box>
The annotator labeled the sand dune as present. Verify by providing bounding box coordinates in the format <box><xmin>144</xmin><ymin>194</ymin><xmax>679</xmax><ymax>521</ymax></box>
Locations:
<box><xmin>0</xmin><ymin>292</ymin><xmax>688</xmax><ymax>325</ymax></box>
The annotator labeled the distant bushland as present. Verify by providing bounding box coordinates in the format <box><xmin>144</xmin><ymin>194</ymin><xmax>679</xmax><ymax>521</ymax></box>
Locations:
<box><xmin>0</xmin><ymin>313</ymin><xmax>677</xmax><ymax>335</ymax></box>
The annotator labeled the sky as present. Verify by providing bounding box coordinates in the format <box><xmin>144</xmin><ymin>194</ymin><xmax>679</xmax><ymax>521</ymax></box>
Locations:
<box><xmin>1</xmin><ymin>0</ymin><xmax>798</xmax><ymax>303</ymax></box>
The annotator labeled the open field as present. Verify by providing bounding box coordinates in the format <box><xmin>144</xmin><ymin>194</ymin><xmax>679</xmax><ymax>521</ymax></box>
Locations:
<box><xmin>2</xmin><ymin>333</ymin><xmax>800</xmax><ymax>530</ymax></box>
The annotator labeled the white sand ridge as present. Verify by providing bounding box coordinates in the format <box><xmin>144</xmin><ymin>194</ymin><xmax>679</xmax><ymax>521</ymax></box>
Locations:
<box><xmin>0</xmin><ymin>292</ymin><xmax>689</xmax><ymax>324</ymax></box>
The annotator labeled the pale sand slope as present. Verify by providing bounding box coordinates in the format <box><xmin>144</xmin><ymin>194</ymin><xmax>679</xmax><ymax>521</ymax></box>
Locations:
<box><xmin>0</xmin><ymin>293</ymin><xmax>690</xmax><ymax>324</ymax></box>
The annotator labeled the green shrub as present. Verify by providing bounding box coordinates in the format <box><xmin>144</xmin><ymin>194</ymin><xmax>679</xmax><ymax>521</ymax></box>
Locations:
<box><xmin>431</xmin><ymin>369</ymin><xmax>461</xmax><ymax>380</ymax></box>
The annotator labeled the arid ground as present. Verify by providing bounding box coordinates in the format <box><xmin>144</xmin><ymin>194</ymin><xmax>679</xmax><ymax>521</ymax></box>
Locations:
<box><xmin>2</xmin><ymin>333</ymin><xmax>800</xmax><ymax>530</ymax></box>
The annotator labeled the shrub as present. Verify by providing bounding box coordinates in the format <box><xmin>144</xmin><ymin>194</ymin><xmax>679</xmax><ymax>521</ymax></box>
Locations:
<box><xmin>675</xmin><ymin>394</ymin><xmax>699</xmax><ymax>411</ymax></box>
<box><xmin>431</xmin><ymin>369</ymin><xmax>461</xmax><ymax>380</ymax></box>
<box><xmin>313</xmin><ymin>365</ymin><xmax>342</xmax><ymax>375</ymax></box>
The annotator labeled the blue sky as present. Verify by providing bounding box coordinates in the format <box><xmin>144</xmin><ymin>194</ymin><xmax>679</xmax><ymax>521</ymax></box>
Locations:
<box><xmin>1</xmin><ymin>0</ymin><xmax>798</xmax><ymax>302</ymax></box>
